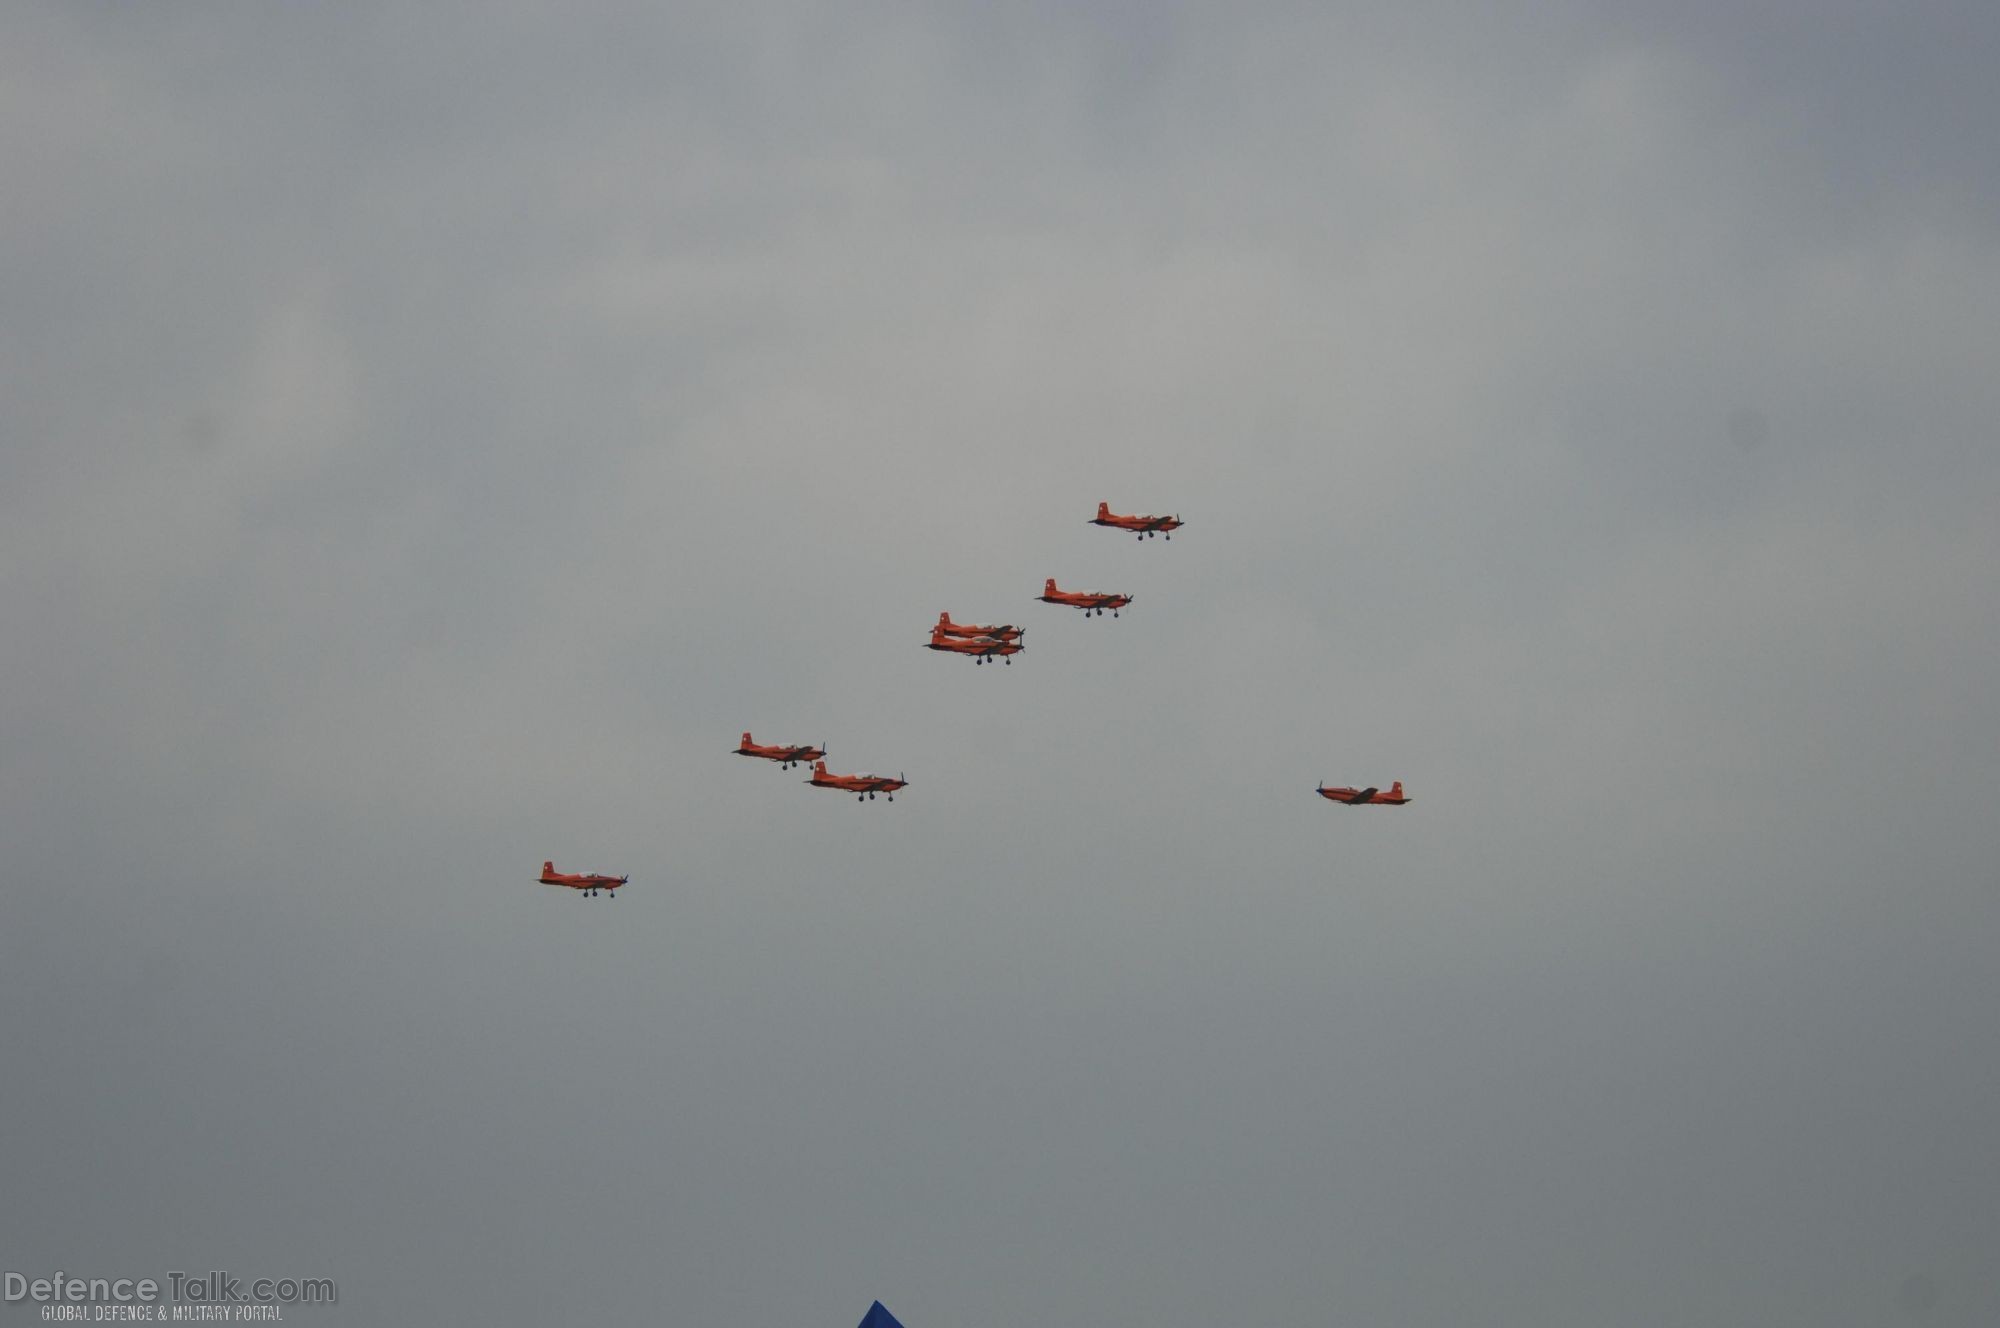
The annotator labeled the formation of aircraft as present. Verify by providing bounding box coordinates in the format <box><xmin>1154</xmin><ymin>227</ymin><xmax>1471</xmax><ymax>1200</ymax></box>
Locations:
<box><xmin>733</xmin><ymin>732</ymin><xmax>826</xmax><ymax>769</ymax></box>
<box><xmin>1316</xmin><ymin>781</ymin><xmax>1411</xmax><ymax>806</ymax></box>
<box><xmin>538</xmin><ymin>861</ymin><xmax>628</xmax><ymax>898</ymax></box>
<box><xmin>1090</xmin><ymin>500</ymin><xmax>1183</xmax><ymax>539</ymax></box>
<box><xmin>925</xmin><ymin>624</ymin><xmax>1024</xmax><ymax>664</ymax></box>
<box><xmin>1037</xmin><ymin>577</ymin><xmax>1133</xmax><ymax>617</ymax></box>
<box><xmin>553</xmin><ymin>497</ymin><xmax>1417</xmax><ymax>897</ymax></box>
<box><xmin>806</xmin><ymin>760</ymin><xmax>907</xmax><ymax>802</ymax></box>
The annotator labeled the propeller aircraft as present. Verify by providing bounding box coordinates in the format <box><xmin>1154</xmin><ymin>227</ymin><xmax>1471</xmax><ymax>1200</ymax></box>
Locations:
<box><xmin>1316</xmin><ymin>781</ymin><xmax>1411</xmax><ymax>806</ymax></box>
<box><xmin>1090</xmin><ymin>501</ymin><xmax>1183</xmax><ymax>539</ymax></box>
<box><xmin>935</xmin><ymin>611</ymin><xmax>1023</xmax><ymax>642</ymax></box>
<box><xmin>806</xmin><ymin>761</ymin><xmax>908</xmax><ymax>802</ymax></box>
<box><xmin>539</xmin><ymin>861</ymin><xmax>629</xmax><ymax>898</ymax></box>
<box><xmin>734</xmin><ymin>733</ymin><xmax>827</xmax><ymax>769</ymax></box>
<box><xmin>1037</xmin><ymin>578</ymin><xmax>1133</xmax><ymax>617</ymax></box>
<box><xmin>924</xmin><ymin>625</ymin><xmax>1024</xmax><ymax>664</ymax></box>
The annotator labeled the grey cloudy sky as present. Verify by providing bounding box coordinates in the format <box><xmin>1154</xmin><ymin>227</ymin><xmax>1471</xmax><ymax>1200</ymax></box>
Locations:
<box><xmin>5</xmin><ymin>4</ymin><xmax>1998</xmax><ymax>1325</ymax></box>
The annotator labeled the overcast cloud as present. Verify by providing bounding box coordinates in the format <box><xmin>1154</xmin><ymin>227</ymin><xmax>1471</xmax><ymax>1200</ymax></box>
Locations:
<box><xmin>5</xmin><ymin>4</ymin><xmax>1998</xmax><ymax>1325</ymax></box>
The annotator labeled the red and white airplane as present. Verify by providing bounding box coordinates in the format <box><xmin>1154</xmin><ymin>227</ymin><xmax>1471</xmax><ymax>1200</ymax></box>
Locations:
<box><xmin>1090</xmin><ymin>501</ymin><xmax>1183</xmax><ymax>539</ymax></box>
<box><xmin>924</xmin><ymin>625</ymin><xmax>1024</xmax><ymax>664</ymax></box>
<box><xmin>734</xmin><ymin>732</ymin><xmax>826</xmax><ymax>769</ymax></box>
<box><xmin>806</xmin><ymin>760</ymin><xmax>907</xmax><ymax>802</ymax></box>
<box><xmin>935</xmin><ymin>611</ymin><xmax>1023</xmax><ymax>642</ymax></box>
<box><xmin>1316</xmin><ymin>781</ymin><xmax>1411</xmax><ymax>806</ymax></box>
<box><xmin>539</xmin><ymin>861</ymin><xmax>629</xmax><ymax>898</ymax></box>
<box><xmin>1037</xmin><ymin>578</ymin><xmax>1133</xmax><ymax>617</ymax></box>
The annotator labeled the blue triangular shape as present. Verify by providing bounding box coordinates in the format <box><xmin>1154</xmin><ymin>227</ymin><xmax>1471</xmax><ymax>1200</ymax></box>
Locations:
<box><xmin>857</xmin><ymin>1301</ymin><xmax>906</xmax><ymax>1328</ymax></box>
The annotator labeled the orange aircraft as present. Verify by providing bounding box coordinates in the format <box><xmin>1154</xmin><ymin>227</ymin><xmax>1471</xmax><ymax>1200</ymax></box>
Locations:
<box><xmin>1037</xmin><ymin>578</ymin><xmax>1133</xmax><ymax>617</ymax></box>
<box><xmin>806</xmin><ymin>760</ymin><xmax>908</xmax><ymax>802</ymax></box>
<box><xmin>924</xmin><ymin>625</ymin><xmax>1025</xmax><ymax>664</ymax></box>
<box><xmin>734</xmin><ymin>732</ymin><xmax>827</xmax><ymax>769</ymax></box>
<box><xmin>1090</xmin><ymin>501</ymin><xmax>1183</xmax><ymax>539</ymax></box>
<box><xmin>539</xmin><ymin>861</ymin><xmax>629</xmax><ymax>898</ymax></box>
<box><xmin>1316</xmin><ymin>781</ymin><xmax>1412</xmax><ymax>806</ymax></box>
<box><xmin>936</xmin><ymin>611</ymin><xmax>1023</xmax><ymax>642</ymax></box>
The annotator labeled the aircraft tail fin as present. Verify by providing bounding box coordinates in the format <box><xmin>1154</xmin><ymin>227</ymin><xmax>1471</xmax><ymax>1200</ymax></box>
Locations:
<box><xmin>1044</xmin><ymin>577</ymin><xmax>1058</xmax><ymax>594</ymax></box>
<box><xmin>1389</xmin><ymin>780</ymin><xmax>1405</xmax><ymax>799</ymax></box>
<box><xmin>740</xmin><ymin>731</ymin><xmax>753</xmax><ymax>746</ymax></box>
<box><xmin>1097</xmin><ymin>501</ymin><xmax>1110</xmax><ymax>517</ymax></box>
<box><xmin>858</xmin><ymin>1303</ymin><xmax>907</xmax><ymax>1328</ymax></box>
<box><xmin>542</xmin><ymin>861</ymin><xmax>555</xmax><ymax>875</ymax></box>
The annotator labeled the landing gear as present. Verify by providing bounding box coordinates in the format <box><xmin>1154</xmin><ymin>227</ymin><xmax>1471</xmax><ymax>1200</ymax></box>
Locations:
<box><xmin>868</xmin><ymin>792</ymin><xmax>877</xmax><ymax>800</ymax></box>
<box><xmin>887</xmin><ymin>794</ymin><xmax>894</xmax><ymax>801</ymax></box>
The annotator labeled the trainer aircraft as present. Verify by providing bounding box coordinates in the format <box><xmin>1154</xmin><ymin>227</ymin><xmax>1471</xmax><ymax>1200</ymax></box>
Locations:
<box><xmin>807</xmin><ymin>760</ymin><xmax>907</xmax><ymax>802</ymax></box>
<box><xmin>1316</xmin><ymin>781</ymin><xmax>1411</xmax><ymax>806</ymax></box>
<box><xmin>539</xmin><ymin>861</ymin><xmax>629</xmax><ymax>897</ymax></box>
<box><xmin>1090</xmin><ymin>501</ymin><xmax>1183</xmax><ymax>539</ymax></box>
<box><xmin>734</xmin><ymin>733</ymin><xmax>826</xmax><ymax>769</ymax></box>
<box><xmin>924</xmin><ymin>625</ymin><xmax>1024</xmax><ymax>664</ymax></box>
<box><xmin>1037</xmin><ymin>578</ymin><xmax>1133</xmax><ymax>617</ymax></box>
<box><xmin>935</xmin><ymin>611</ymin><xmax>1023</xmax><ymax>642</ymax></box>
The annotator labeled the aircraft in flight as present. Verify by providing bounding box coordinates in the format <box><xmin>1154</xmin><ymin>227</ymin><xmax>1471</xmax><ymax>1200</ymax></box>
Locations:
<box><xmin>806</xmin><ymin>760</ymin><xmax>908</xmax><ymax>802</ymax></box>
<box><xmin>924</xmin><ymin>625</ymin><xmax>1024</xmax><ymax>664</ymax></box>
<box><xmin>1316</xmin><ymin>781</ymin><xmax>1412</xmax><ymax>806</ymax></box>
<box><xmin>734</xmin><ymin>732</ymin><xmax>827</xmax><ymax>769</ymax></box>
<box><xmin>1090</xmin><ymin>501</ymin><xmax>1184</xmax><ymax>539</ymax></box>
<box><xmin>539</xmin><ymin>861</ymin><xmax>629</xmax><ymax>898</ymax></box>
<box><xmin>1037</xmin><ymin>578</ymin><xmax>1133</xmax><ymax>617</ymax></box>
<box><xmin>935</xmin><ymin>611</ymin><xmax>1023</xmax><ymax>642</ymax></box>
